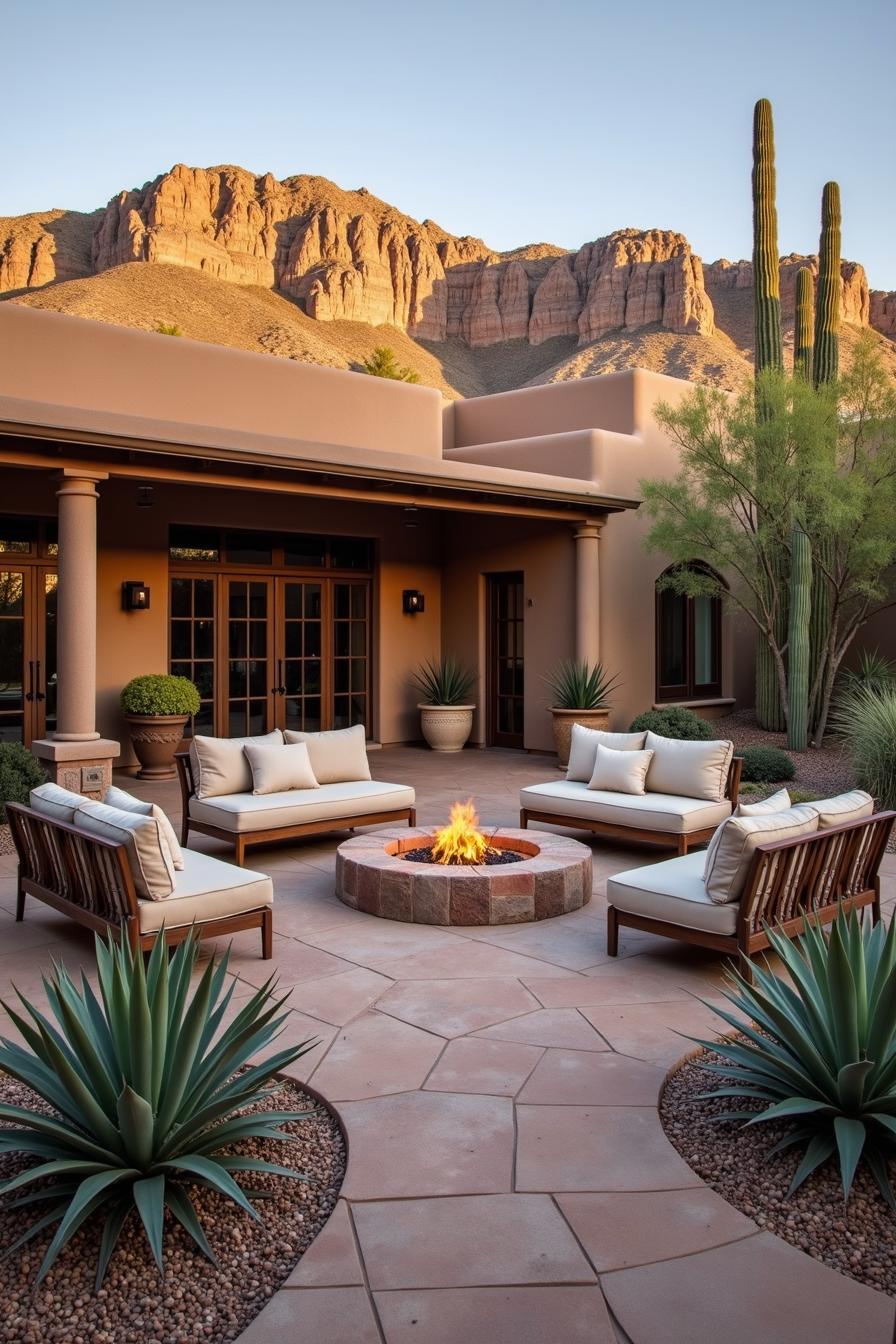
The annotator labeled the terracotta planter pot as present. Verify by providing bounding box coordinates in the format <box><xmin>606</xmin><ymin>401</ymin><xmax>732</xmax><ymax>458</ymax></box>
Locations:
<box><xmin>125</xmin><ymin>713</ymin><xmax>189</xmax><ymax>780</ymax></box>
<box><xmin>418</xmin><ymin>704</ymin><xmax>475</xmax><ymax>753</ymax></box>
<box><xmin>549</xmin><ymin>707</ymin><xmax>611</xmax><ymax>769</ymax></box>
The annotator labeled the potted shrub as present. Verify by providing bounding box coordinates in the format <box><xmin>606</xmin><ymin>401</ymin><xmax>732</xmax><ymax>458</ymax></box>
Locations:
<box><xmin>545</xmin><ymin>660</ymin><xmax>620</xmax><ymax>768</ymax></box>
<box><xmin>121</xmin><ymin>674</ymin><xmax>200</xmax><ymax>780</ymax></box>
<box><xmin>412</xmin><ymin>657</ymin><xmax>477</xmax><ymax>752</ymax></box>
<box><xmin>0</xmin><ymin>742</ymin><xmax>45</xmax><ymax>855</ymax></box>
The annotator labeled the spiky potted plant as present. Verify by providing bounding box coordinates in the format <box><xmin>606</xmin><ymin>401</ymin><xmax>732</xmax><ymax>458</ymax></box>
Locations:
<box><xmin>121</xmin><ymin>674</ymin><xmax>200</xmax><ymax>780</ymax></box>
<box><xmin>545</xmin><ymin>660</ymin><xmax>620</xmax><ymax>768</ymax></box>
<box><xmin>412</xmin><ymin>657</ymin><xmax>477</xmax><ymax>752</ymax></box>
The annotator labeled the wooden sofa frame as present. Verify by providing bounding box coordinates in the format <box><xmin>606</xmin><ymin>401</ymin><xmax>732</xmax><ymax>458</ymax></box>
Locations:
<box><xmin>175</xmin><ymin>751</ymin><xmax>417</xmax><ymax>866</ymax></box>
<box><xmin>520</xmin><ymin>756</ymin><xmax>743</xmax><ymax>856</ymax></box>
<box><xmin>7</xmin><ymin>802</ymin><xmax>273</xmax><ymax>958</ymax></box>
<box><xmin>607</xmin><ymin>810</ymin><xmax>895</xmax><ymax>975</ymax></box>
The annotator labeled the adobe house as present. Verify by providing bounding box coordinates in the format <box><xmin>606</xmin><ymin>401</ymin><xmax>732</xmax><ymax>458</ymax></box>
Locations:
<box><xmin>0</xmin><ymin>304</ymin><xmax>752</xmax><ymax>787</ymax></box>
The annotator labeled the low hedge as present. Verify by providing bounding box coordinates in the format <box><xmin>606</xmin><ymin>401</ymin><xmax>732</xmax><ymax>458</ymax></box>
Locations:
<box><xmin>629</xmin><ymin>707</ymin><xmax>714</xmax><ymax>741</ymax></box>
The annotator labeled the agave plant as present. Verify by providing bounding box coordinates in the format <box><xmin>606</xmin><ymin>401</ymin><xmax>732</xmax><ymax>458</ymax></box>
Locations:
<box><xmin>0</xmin><ymin>932</ymin><xmax>317</xmax><ymax>1287</ymax></box>
<box><xmin>544</xmin><ymin>660</ymin><xmax>620</xmax><ymax>710</ymax></box>
<box><xmin>412</xmin><ymin>656</ymin><xmax>476</xmax><ymax>706</ymax></box>
<box><xmin>697</xmin><ymin>907</ymin><xmax>896</xmax><ymax>1205</ymax></box>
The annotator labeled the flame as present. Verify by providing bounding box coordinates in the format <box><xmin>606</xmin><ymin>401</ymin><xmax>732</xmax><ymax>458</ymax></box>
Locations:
<box><xmin>431</xmin><ymin>799</ymin><xmax>489</xmax><ymax>865</ymax></box>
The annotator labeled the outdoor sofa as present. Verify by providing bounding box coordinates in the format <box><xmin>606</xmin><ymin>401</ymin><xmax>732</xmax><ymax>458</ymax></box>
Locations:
<box><xmin>520</xmin><ymin>725</ymin><xmax>742</xmax><ymax>855</ymax></box>
<box><xmin>9</xmin><ymin>782</ymin><xmax>274</xmax><ymax>957</ymax></box>
<box><xmin>177</xmin><ymin>724</ymin><xmax>416</xmax><ymax>865</ymax></box>
<box><xmin>606</xmin><ymin>787</ymin><xmax>895</xmax><ymax>973</ymax></box>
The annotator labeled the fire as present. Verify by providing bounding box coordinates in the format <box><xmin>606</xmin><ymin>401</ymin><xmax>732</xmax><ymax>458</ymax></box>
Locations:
<box><xmin>431</xmin><ymin>799</ymin><xmax>489</xmax><ymax>865</ymax></box>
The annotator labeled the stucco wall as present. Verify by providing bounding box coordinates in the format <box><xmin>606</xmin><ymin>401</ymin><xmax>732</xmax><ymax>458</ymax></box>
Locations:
<box><xmin>0</xmin><ymin>305</ymin><xmax>444</xmax><ymax>460</ymax></box>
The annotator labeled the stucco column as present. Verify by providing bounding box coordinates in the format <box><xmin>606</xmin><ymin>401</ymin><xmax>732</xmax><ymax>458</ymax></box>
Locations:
<box><xmin>573</xmin><ymin>521</ymin><xmax>603</xmax><ymax>665</ymax></box>
<box><xmin>54</xmin><ymin>473</ymin><xmax>105</xmax><ymax>740</ymax></box>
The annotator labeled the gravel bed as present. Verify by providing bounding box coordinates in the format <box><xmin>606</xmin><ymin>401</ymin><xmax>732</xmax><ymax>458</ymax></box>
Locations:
<box><xmin>713</xmin><ymin>707</ymin><xmax>856</xmax><ymax>797</ymax></box>
<box><xmin>661</xmin><ymin>1045</ymin><xmax>896</xmax><ymax>1296</ymax></box>
<box><xmin>0</xmin><ymin>1072</ymin><xmax>345</xmax><ymax>1343</ymax></box>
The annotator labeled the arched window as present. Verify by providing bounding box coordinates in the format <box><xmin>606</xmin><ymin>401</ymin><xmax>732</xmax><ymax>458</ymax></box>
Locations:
<box><xmin>655</xmin><ymin>564</ymin><xmax>722</xmax><ymax>701</ymax></box>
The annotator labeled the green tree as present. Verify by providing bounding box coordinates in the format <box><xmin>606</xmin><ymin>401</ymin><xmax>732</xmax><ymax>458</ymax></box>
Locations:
<box><xmin>640</xmin><ymin>335</ymin><xmax>896</xmax><ymax>745</ymax></box>
<box><xmin>360</xmin><ymin>346</ymin><xmax>420</xmax><ymax>383</ymax></box>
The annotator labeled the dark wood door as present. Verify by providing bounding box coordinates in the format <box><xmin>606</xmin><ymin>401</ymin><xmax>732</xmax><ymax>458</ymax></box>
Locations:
<box><xmin>0</xmin><ymin>565</ymin><xmax>57</xmax><ymax>747</ymax></box>
<box><xmin>487</xmin><ymin>572</ymin><xmax>525</xmax><ymax>749</ymax></box>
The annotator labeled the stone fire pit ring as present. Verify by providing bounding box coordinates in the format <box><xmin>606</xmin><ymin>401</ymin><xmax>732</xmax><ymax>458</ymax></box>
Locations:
<box><xmin>335</xmin><ymin>827</ymin><xmax>592</xmax><ymax>925</ymax></box>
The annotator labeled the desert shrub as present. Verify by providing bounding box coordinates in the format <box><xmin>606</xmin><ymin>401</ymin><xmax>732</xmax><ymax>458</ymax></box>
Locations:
<box><xmin>121</xmin><ymin>674</ymin><xmax>200</xmax><ymax>717</ymax></box>
<box><xmin>0</xmin><ymin>743</ymin><xmax>45</xmax><ymax>822</ymax></box>
<box><xmin>411</xmin><ymin>657</ymin><xmax>476</xmax><ymax>706</ymax></box>
<box><xmin>700</xmin><ymin>907</ymin><xmax>896</xmax><ymax>1205</ymax></box>
<box><xmin>838</xmin><ymin>649</ymin><xmax>896</xmax><ymax>698</ymax></box>
<box><xmin>360</xmin><ymin>346</ymin><xmax>419</xmax><ymax>383</ymax></box>
<box><xmin>155</xmin><ymin>321</ymin><xmax>182</xmax><ymax>336</ymax></box>
<box><xmin>739</xmin><ymin>745</ymin><xmax>796</xmax><ymax>783</ymax></box>
<box><xmin>789</xmin><ymin>788</ymin><xmax>822</xmax><ymax>805</ymax></box>
<box><xmin>629</xmin><ymin>706</ymin><xmax>713</xmax><ymax>740</ymax></box>
<box><xmin>0</xmin><ymin>932</ymin><xmax>316</xmax><ymax>1286</ymax></box>
<box><xmin>545</xmin><ymin>660</ymin><xmax>620</xmax><ymax>710</ymax></box>
<box><xmin>831</xmin><ymin>686</ymin><xmax>896</xmax><ymax>811</ymax></box>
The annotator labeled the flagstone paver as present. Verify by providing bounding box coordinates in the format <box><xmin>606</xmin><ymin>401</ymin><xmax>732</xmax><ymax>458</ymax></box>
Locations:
<box><xmin>2</xmin><ymin>745</ymin><xmax>893</xmax><ymax>1344</ymax></box>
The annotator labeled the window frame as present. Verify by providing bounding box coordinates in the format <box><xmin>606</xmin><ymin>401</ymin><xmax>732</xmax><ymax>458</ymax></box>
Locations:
<box><xmin>655</xmin><ymin>564</ymin><xmax>723</xmax><ymax>702</ymax></box>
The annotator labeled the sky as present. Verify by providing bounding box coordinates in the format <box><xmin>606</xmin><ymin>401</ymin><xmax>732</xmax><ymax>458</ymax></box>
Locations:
<box><xmin>2</xmin><ymin>0</ymin><xmax>895</xmax><ymax>288</ymax></box>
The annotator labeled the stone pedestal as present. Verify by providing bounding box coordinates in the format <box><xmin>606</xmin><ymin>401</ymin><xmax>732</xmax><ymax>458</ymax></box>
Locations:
<box><xmin>31</xmin><ymin>738</ymin><xmax>120</xmax><ymax>800</ymax></box>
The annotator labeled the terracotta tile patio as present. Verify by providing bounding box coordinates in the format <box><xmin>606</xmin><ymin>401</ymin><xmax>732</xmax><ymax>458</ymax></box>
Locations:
<box><xmin>1</xmin><ymin>745</ymin><xmax>894</xmax><ymax>1343</ymax></box>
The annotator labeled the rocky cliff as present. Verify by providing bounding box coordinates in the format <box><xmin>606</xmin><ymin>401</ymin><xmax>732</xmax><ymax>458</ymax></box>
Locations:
<box><xmin>1</xmin><ymin>164</ymin><xmax>715</xmax><ymax>346</ymax></box>
<box><xmin>2</xmin><ymin>163</ymin><xmax>893</xmax><ymax>357</ymax></box>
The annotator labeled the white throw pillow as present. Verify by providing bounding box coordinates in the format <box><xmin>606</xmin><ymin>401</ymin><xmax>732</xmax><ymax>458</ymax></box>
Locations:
<box><xmin>644</xmin><ymin>731</ymin><xmax>734</xmax><ymax>803</ymax></box>
<box><xmin>189</xmin><ymin>731</ymin><xmax>283</xmax><ymax>799</ymax></box>
<box><xmin>703</xmin><ymin>804</ymin><xmax>820</xmax><ymax>905</ymax></box>
<box><xmin>283</xmin><ymin>724</ymin><xmax>371</xmax><ymax>785</ymax></box>
<box><xmin>811</xmin><ymin>789</ymin><xmax>875</xmax><ymax>830</ymax></box>
<box><xmin>566</xmin><ymin>724</ymin><xmax>648</xmax><ymax>783</ymax></box>
<box><xmin>244</xmin><ymin>741</ymin><xmax>319</xmax><ymax>795</ymax></box>
<box><xmin>105</xmin><ymin>785</ymin><xmax>184</xmax><ymax>870</ymax></box>
<box><xmin>74</xmin><ymin>802</ymin><xmax>176</xmax><ymax>901</ymax></box>
<box><xmin>736</xmin><ymin>788</ymin><xmax>792</xmax><ymax>817</ymax></box>
<box><xmin>588</xmin><ymin>744</ymin><xmax>654</xmax><ymax>795</ymax></box>
<box><xmin>29</xmin><ymin>782</ymin><xmax>84</xmax><ymax>823</ymax></box>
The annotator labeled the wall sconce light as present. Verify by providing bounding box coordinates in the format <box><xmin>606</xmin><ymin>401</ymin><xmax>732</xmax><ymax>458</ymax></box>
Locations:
<box><xmin>122</xmin><ymin>581</ymin><xmax>151</xmax><ymax>611</ymax></box>
<box><xmin>137</xmin><ymin>485</ymin><xmax>155</xmax><ymax>509</ymax></box>
<box><xmin>402</xmin><ymin>506</ymin><xmax>419</xmax><ymax>529</ymax></box>
<box><xmin>402</xmin><ymin>589</ymin><xmax>425</xmax><ymax>615</ymax></box>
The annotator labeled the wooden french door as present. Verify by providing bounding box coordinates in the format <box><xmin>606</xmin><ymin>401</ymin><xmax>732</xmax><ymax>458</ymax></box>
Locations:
<box><xmin>0</xmin><ymin>565</ymin><xmax>57</xmax><ymax>747</ymax></box>
<box><xmin>487</xmin><ymin>572</ymin><xmax>525</xmax><ymax>749</ymax></box>
<box><xmin>221</xmin><ymin>576</ymin><xmax>370</xmax><ymax>737</ymax></box>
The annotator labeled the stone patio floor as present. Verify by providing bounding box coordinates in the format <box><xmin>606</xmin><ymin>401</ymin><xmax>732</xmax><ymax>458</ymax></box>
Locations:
<box><xmin>1</xmin><ymin>746</ymin><xmax>895</xmax><ymax>1343</ymax></box>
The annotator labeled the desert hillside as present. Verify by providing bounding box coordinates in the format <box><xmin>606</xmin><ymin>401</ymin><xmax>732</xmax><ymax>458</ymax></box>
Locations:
<box><xmin>2</xmin><ymin>162</ymin><xmax>893</xmax><ymax>396</ymax></box>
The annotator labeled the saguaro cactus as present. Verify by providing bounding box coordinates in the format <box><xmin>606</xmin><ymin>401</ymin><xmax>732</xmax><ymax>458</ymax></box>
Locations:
<box><xmin>752</xmin><ymin>99</ymin><xmax>785</xmax><ymax>729</ymax></box>
<box><xmin>794</xmin><ymin>267</ymin><xmax>814</xmax><ymax>379</ymax></box>
<box><xmin>788</xmin><ymin>523</ymin><xmax>812</xmax><ymax>750</ymax></box>
<box><xmin>752</xmin><ymin>98</ymin><xmax>784</xmax><ymax>376</ymax></box>
<box><xmin>813</xmin><ymin>181</ymin><xmax>841</xmax><ymax>387</ymax></box>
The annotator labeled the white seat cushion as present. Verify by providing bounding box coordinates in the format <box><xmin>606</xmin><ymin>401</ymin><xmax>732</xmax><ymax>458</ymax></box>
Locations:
<box><xmin>520</xmin><ymin>780</ymin><xmax>731</xmax><ymax>836</ymax></box>
<box><xmin>30</xmin><ymin>783</ymin><xmax>85</xmax><ymax>823</ymax></box>
<box><xmin>138</xmin><ymin>849</ymin><xmax>272</xmax><ymax>934</ymax></box>
<box><xmin>190</xmin><ymin>779</ymin><xmax>415</xmax><ymax>833</ymax></box>
<box><xmin>567</xmin><ymin>724</ymin><xmax>648</xmax><ymax>783</ymax></box>
<box><xmin>608</xmin><ymin>852</ymin><xmax>740</xmax><ymax>936</ymax></box>
<box><xmin>644</xmin><ymin>732</ymin><xmax>734</xmax><ymax>803</ymax></box>
<box><xmin>735</xmin><ymin>788</ymin><xmax>791</xmax><ymax>817</ymax></box>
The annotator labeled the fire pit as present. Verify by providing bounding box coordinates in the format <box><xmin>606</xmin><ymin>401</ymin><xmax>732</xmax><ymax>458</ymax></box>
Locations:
<box><xmin>335</xmin><ymin>800</ymin><xmax>592</xmax><ymax>926</ymax></box>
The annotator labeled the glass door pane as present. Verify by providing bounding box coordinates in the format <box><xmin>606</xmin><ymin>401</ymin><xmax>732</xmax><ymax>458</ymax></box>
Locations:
<box><xmin>226</xmin><ymin>579</ymin><xmax>272</xmax><ymax>736</ymax></box>
<box><xmin>332</xmin><ymin>581</ymin><xmax>369</xmax><ymax>731</ymax></box>
<box><xmin>280</xmin><ymin>580</ymin><xmax>323</xmax><ymax>734</ymax></box>
<box><xmin>693</xmin><ymin>594</ymin><xmax>718</xmax><ymax>691</ymax></box>
<box><xmin>489</xmin><ymin>573</ymin><xmax>524</xmax><ymax>748</ymax></box>
<box><xmin>0</xmin><ymin>569</ymin><xmax>25</xmax><ymax>743</ymax></box>
<box><xmin>170</xmin><ymin>576</ymin><xmax>215</xmax><ymax>734</ymax></box>
<box><xmin>41</xmin><ymin>571</ymin><xmax>58</xmax><ymax>737</ymax></box>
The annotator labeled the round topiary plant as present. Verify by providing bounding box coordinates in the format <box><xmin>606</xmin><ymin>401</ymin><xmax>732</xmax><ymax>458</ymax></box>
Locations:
<box><xmin>739</xmin><ymin>744</ymin><xmax>796</xmax><ymax>783</ymax></box>
<box><xmin>629</xmin><ymin>706</ymin><xmax>714</xmax><ymax>741</ymax></box>
<box><xmin>0</xmin><ymin>743</ymin><xmax>46</xmax><ymax>823</ymax></box>
<box><xmin>120</xmin><ymin>674</ymin><xmax>200</xmax><ymax>718</ymax></box>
